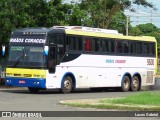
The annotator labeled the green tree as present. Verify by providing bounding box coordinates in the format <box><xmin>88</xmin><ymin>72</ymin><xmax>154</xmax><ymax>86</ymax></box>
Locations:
<box><xmin>0</xmin><ymin>0</ymin><xmax>70</xmax><ymax>46</ymax></box>
<box><xmin>129</xmin><ymin>23</ymin><xmax>160</xmax><ymax>49</ymax></box>
<box><xmin>109</xmin><ymin>12</ymin><xmax>127</xmax><ymax>34</ymax></box>
<box><xmin>65</xmin><ymin>4</ymin><xmax>90</xmax><ymax>26</ymax></box>
<box><xmin>136</xmin><ymin>23</ymin><xmax>158</xmax><ymax>35</ymax></box>
<box><xmin>129</xmin><ymin>27</ymin><xmax>143</xmax><ymax>36</ymax></box>
<box><xmin>71</xmin><ymin>0</ymin><xmax>153</xmax><ymax>29</ymax></box>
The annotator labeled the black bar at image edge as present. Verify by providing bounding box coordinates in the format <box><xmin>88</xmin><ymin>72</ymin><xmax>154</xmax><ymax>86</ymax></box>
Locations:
<box><xmin>0</xmin><ymin>111</ymin><xmax>159</xmax><ymax>117</ymax></box>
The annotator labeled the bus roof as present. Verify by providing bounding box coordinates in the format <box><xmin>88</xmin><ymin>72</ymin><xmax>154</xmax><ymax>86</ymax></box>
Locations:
<box><xmin>11</xmin><ymin>26</ymin><xmax>156</xmax><ymax>42</ymax></box>
<box><xmin>11</xmin><ymin>27</ymin><xmax>65</xmax><ymax>35</ymax></box>
<box><xmin>54</xmin><ymin>26</ymin><xmax>156</xmax><ymax>42</ymax></box>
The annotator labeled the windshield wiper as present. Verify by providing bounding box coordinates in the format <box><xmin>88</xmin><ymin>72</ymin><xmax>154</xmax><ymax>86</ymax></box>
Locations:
<box><xmin>12</xmin><ymin>55</ymin><xmax>23</xmax><ymax>67</ymax></box>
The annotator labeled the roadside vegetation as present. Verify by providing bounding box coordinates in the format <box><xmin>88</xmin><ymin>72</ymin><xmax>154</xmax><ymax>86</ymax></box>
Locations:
<box><xmin>157</xmin><ymin>68</ymin><xmax>160</xmax><ymax>75</ymax></box>
<box><xmin>61</xmin><ymin>91</ymin><xmax>160</xmax><ymax>111</ymax></box>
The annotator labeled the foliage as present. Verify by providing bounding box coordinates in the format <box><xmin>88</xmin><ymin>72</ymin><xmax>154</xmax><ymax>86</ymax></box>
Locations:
<box><xmin>0</xmin><ymin>0</ymin><xmax>155</xmax><ymax>47</ymax></box>
<box><xmin>69</xmin><ymin>0</ymin><xmax>153</xmax><ymax>29</ymax></box>
<box><xmin>129</xmin><ymin>23</ymin><xmax>160</xmax><ymax>49</ymax></box>
<box><xmin>0</xmin><ymin>0</ymin><xmax>71</xmax><ymax>45</ymax></box>
<box><xmin>109</xmin><ymin>12</ymin><xmax>127</xmax><ymax>34</ymax></box>
<box><xmin>65</xmin><ymin>4</ymin><xmax>89</xmax><ymax>26</ymax></box>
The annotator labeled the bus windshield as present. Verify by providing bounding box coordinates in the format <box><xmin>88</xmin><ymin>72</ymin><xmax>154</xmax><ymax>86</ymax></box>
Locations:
<box><xmin>7</xmin><ymin>46</ymin><xmax>46</xmax><ymax>68</ymax></box>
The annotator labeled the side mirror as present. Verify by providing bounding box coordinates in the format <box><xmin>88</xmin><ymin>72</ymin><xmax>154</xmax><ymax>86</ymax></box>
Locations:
<box><xmin>2</xmin><ymin>45</ymin><xmax>5</xmax><ymax>56</ymax></box>
<box><xmin>44</xmin><ymin>46</ymin><xmax>49</xmax><ymax>56</ymax></box>
<box><xmin>0</xmin><ymin>45</ymin><xmax>6</xmax><ymax>57</ymax></box>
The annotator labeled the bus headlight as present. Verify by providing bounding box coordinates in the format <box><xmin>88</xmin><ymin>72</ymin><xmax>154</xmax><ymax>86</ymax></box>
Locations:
<box><xmin>33</xmin><ymin>82</ymin><xmax>40</xmax><ymax>84</ymax></box>
<box><xmin>6</xmin><ymin>80</ymin><xmax>12</xmax><ymax>83</ymax></box>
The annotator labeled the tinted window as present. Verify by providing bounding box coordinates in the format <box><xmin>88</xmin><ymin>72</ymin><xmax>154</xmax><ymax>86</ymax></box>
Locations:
<box><xmin>137</xmin><ymin>42</ymin><xmax>142</xmax><ymax>54</ymax></box>
<box><xmin>143</xmin><ymin>43</ymin><xmax>149</xmax><ymax>54</ymax></box>
<box><xmin>149</xmin><ymin>43</ymin><xmax>155</xmax><ymax>55</ymax></box>
<box><xmin>84</xmin><ymin>39</ymin><xmax>93</xmax><ymax>51</ymax></box>
<box><xmin>77</xmin><ymin>37</ymin><xmax>83</xmax><ymax>51</ymax></box>
<box><xmin>68</xmin><ymin>36</ymin><xmax>76</xmax><ymax>50</ymax></box>
<box><xmin>84</xmin><ymin>38</ymin><xmax>99</xmax><ymax>52</ymax></box>
<box><xmin>110</xmin><ymin>40</ymin><xmax>115</xmax><ymax>53</ymax></box>
<box><xmin>116</xmin><ymin>41</ymin><xmax>122</xmax><ymax>53</ymax></box>
<box><xmin>68</xmin><ymin>36</ymin><xmax>83</xmax><ymax>51</ymax></box>
<box><xmin>102</xmin><ymin>39</ymin><xmax>109</xmax><ymax>52</ymax></box>
<box><xmin>94</xmin><ymin>38</ymin><xmax>100</xmax><ymax>52</ymax></box>
<box><xmin>130</xmin><ymin>42</ymin><xmax>136</xmax><ymax>54</ymax></box>
<box><xmin>49</xmin><ymin>34</ymin><xmax>64</xmax><ymax>45</ymax></box>
<box><xmin>123</xmin><ymin>41</ymin><xmax>129</xmax><ymax>53</ymax></box>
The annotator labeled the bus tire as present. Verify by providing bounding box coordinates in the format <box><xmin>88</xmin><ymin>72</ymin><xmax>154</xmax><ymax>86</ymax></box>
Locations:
<box><xmin>131</xmin><ymin>76</ymin><xmax>140</xmax><ymax>92</ymax></box>
<box><xmin>60</xmin><ymin>76</ymin><xmax>73</xmax><ymax>94</ymax></box>
<box><xmin>28</xmin><ymin>87</ymin><xmax>39</xmax><ymax>93</ymax></box>
<box><xmin>121</xmin><ymin>76</ymin><xmax>130</xmax><ymax>92</ymax></box>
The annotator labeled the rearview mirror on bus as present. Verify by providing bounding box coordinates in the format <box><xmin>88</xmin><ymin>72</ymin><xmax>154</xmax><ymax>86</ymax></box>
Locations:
<box><xmin>44</xmin><ymin>46</ymin><xmax>49</xmax><ymax>56</ymax></box>
<box><xmin>2</xmin><ymin>45</ymin><xmax>5</xmax><ymax>56</ymax></box>
<box><xmin>0</xmin><ymin>45</ymin><xmax>6</xmax><ymax>56</ymax></box>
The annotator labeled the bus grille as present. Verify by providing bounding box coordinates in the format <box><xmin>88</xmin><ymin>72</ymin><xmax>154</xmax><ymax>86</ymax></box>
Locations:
<box><xmin>146</xmin><ymin>71</ymin><xmax>154</xmax><ymax>83</ymax></box>
<box><xmin>13</xmin><ymin>74</ymin><xmax>32</xmax><ymax>78</ymax></box>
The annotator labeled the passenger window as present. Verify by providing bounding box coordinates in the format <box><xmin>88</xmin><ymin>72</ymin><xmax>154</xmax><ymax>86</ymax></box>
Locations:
<box><xmin>77</xmin><ymin>37</ymin><xmax>83</xmax><ymax>51</ymax></box>
<box><xmin>149</xmin><ymin>43</ymin><xmax>155</xmax><ymax>55</ymax></box>
<box><xmin>102</xmin><ymin>39</ymin><xmax>115</xmax><ymax>53</ymax></box>
<box><xmin>68</xmin><ymin>36</ymin><xmax>83</xmax><ymax>51</ymax></box>
<box><xmin>143</xmin><ymin>43</ymin><xmax>149</xmax><ymax>55</ymax></box>
<box><xmin>102</xmin><ymin>39</ymin><xmax>109</xmax><ymax>52</ymax></box>
<box><xmin>110</xmin><ymin>40</ymin><xmax>115</xmax><ymax>53</ymax></box>
<box><xmin>93</xmin><ymin>38</ymin><xmax>99</xmax><ymax>52</ymax></box>
<box><xmin>123</xmin><ymin>41</ymin><xmax>129</xmax><ymax>53</ymax></box>
<box><xmin>137</xmin><ymin>42</ymin><xmax>142</xmax><ymax>54</ymax></box>
<box><xmin>84</xmin><ymin>38</ymin><xmax>99</xmax><ymax>52</ymax></box>
<box><xmin>116</xmin><ymin>41</ymin><xmax>122</xmax><ymax>53</ymax></box>
<box><xmin>85</xmin><ymin>39</ymin><xmax>92</xmax><ymax>51</ymax></box>
<box><xmin>68</xmin><ymin>37</ymin><xmax>76</xmax><ymax>50</ymax></box>
<box><xmin>130</xmin><ymin>42</ymin><xmax>136</xmax><ymax>54</ymax></box>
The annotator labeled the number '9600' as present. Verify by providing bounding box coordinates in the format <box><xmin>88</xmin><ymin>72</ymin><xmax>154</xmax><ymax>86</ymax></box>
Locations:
<box><xmin>147</xmin><ymin>59</ymin><xmax>154</xmax><ymax>65</ymax></box>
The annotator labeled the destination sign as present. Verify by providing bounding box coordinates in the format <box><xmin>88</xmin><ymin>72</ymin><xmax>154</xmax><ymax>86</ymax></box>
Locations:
<box><xmin>10</xmin><ymin>38</ymin><xmax>46</xmax><ymax>44</ymax></box>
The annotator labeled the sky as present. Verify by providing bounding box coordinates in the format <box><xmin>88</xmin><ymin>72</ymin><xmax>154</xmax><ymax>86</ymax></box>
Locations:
<box><xmin>63</xmin><ymin>0</ymin><xmax>160</xmax><ymax>28</ymax></box>
<box><xmin>124</xmin><ymin>0</ymin><xmax>160</xmax><ymax>28</ymax></box>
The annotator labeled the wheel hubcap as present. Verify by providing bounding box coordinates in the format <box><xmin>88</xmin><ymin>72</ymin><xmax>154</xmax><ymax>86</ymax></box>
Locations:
<box><xmin>124</xmin><ymin>80</ymin><xmax>129</xmax><ymax>89</ymax></box>
<box><xmin>64</xmin><ymin>80</ymin><xmax>70</xmax><ymax>90</ymax></box>
<box><xmin>133</xmin><ymin>79</ymin><xmax>138</xmax><ymax>88</ymax></box>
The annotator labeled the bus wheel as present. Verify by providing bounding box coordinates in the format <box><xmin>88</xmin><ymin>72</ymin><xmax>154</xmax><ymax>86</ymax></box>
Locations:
<box><xmin>131</xmin><ymin>76</ymin><xmax>140</xmax><ymax>92</ymax></box>
<box><xmin>60</xmin><ymin>76</ymin><xmax>73</xmax><ymax>94</ymax></box>
<box><xmin>28</xmin><ymin>87</ymin><xmax>39</xmax><ymax>93</ymax></box>
<box><xmin>121</xmin><ymin>76</ymin><xmax>130</xmax><ymax>92</ymax></box>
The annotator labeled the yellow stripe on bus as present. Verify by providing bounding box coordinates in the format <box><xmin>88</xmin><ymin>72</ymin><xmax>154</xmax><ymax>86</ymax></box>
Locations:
<box><xmin>6</xmin><ymin>68</ymin><xmax>46</xmax><ymax>78</ymax></box>
<box><xmin>65</xmin><ymin>29</ymin><xmax>157</xmax><ymax>42</ymax></box>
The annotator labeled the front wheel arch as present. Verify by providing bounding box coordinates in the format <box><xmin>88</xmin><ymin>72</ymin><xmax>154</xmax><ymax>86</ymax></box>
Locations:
<box><xmin>60</xmin><ymin>73</ymin><xmax>76</xmax><ymax>93</ymax></box>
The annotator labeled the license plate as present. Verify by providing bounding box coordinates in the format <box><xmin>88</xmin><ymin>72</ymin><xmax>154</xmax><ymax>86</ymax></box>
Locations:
<box><xmin>19</xmin><ymin>80</ymin><xmax>26</xmax><ymax>84</ymax></box>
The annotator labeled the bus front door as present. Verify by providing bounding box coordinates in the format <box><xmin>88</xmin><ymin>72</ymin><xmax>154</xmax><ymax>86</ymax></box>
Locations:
<box><xmin>48</xmin><ymin>46</ymin><xmax>57</xmax><ymax>73</ymax></box>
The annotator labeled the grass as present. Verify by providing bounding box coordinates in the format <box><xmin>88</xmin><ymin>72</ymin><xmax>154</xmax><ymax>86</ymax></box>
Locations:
<box><xmin>100</xmin><ymin>92</ymin><xmax>160</xmax><ymax>106</ymax></box>
<box><xmin>61</xmin><ymin>91</ymin><xmax>160</xmax><ymax>111</ymax></box>
<box><xmin>158</xmin><ymin>68</ymin><xmax>160</xmax><ymax>75</ymax></box>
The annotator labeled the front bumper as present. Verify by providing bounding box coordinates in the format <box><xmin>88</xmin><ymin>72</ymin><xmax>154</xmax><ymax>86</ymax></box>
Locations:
<box><xmin>5</xmin><ymin>77</ymin><xmax>46</xmax><ymax>88</ymax></box>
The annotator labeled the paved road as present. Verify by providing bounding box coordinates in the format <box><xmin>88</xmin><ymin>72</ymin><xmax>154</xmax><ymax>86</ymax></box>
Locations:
<box><xmin>0</xmin><ymin>87</ymin><xmax>136</xmax><ymax>111</ymax></box>
<box><xmin>0</xmin><ymin>87</ymin><xmax>159</xmax><ymax>120</ymax></box>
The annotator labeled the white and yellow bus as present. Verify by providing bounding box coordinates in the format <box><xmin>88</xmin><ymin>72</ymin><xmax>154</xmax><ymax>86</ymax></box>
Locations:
<box><xmin>5</xmin><ymin>26</ymin><xmax>158</xmax><ymax>93</ymax></box>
